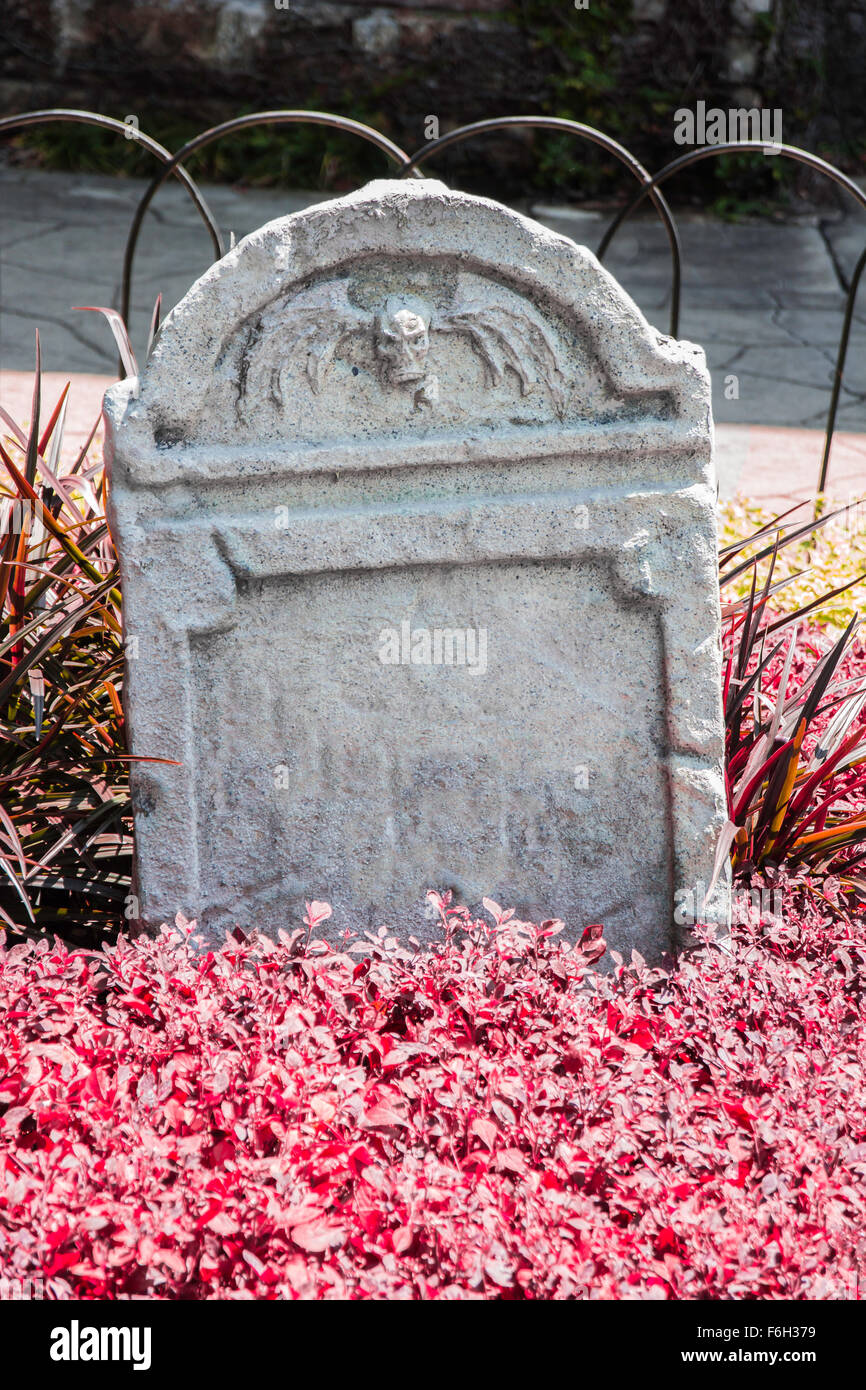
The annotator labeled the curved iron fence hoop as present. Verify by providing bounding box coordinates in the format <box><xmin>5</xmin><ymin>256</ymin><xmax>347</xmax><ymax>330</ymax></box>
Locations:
<box><xmin>397</xmin><ymin>115</ymin><xmax>683</xmax><ymax>337</ymax></box>
<box><xmin>120</xmin><ymin>112</ymin><xmax>421</xmax><ymax>326</ymax></box>
<box><xmin>821</xmin><ymin>243</ymin><xmax>866</xmax><ymax>493</ymax></box>
<box><xmin>0</xmin><ymin>109</ymin><xmax>223</xmax><ymax>266</ymax></box>
<box><xmin>593</xmin><ymin>142</ymin><xmax>866</xmax><ymax>496</ymax></box>
<box><xmin>2</xmin><ymin>114</ymin><xmax>863</xmax><ymax>499</ymax></box>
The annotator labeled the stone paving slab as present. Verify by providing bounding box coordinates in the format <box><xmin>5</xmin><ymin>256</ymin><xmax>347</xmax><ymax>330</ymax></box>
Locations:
<box><xmin>1</xmin><ymin>167</ymin><xmax>865</xmax><ymax>432</ymax></box>
<box><xmin>0</xmin><ymin>168</ymin><xmax>326</xmax><ymax>376</ymax></box>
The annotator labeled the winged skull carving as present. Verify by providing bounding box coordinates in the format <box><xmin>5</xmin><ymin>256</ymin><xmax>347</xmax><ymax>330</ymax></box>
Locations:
<box><xmin>236</xmin><ymin>276</ymin><xmax>566</xmax><ymax>420</ymax></box>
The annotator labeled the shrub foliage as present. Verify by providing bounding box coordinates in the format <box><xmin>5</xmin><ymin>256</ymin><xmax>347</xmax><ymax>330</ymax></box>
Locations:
<box><xmin>720</xmin><ymin>509</ymin><xmax>866</xmax><ymax>889</ymax></box>
<box><xmin>1</xmin><ymin>892</ymin><xmax>865</xmax><ymax>1299</ymax></box>
<box><xmin>0</xmin><ymin>361</ymin><xmax>129</xmax><ymax>940</ymax></box>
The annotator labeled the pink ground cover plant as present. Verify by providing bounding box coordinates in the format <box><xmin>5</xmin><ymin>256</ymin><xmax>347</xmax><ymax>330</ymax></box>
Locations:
<box><xmin>1</xmin><ymin>890</ymin><xmax>865</xmax><ymax>1300</ymax></box>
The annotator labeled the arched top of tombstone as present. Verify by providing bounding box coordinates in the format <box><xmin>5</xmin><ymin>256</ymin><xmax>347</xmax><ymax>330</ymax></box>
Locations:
<box><xmin>112</xmin><ymin>178</ymin><xmax>709</xmax><ymax>468</ymax></box>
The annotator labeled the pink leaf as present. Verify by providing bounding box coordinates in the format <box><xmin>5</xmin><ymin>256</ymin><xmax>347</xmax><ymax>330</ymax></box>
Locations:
<box><xmin>292</xmin><ymin>1222</ymin><xmax>346</xmax><ymax>1253</ymax></box>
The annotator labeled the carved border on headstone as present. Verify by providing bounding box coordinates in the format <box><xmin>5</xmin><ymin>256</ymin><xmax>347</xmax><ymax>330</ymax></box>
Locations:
<box><xmin>113</xmin><ymin>490</ymin><xmax>728</xmax><ymax>950</ymax></box>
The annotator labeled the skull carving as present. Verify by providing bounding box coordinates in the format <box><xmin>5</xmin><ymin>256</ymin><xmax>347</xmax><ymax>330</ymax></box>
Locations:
<box><xmin>375</xmin><ymin>297</ymin><xmax>431</xmax><ymax>385</ymax></box>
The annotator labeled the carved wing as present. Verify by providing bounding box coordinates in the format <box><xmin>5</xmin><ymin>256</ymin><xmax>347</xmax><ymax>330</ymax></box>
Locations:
<box><xmin>437</xmin><ymin>279</ymin><xmax>566</xmax><ymax>413</ymax></box>
<box><xmin>237</xmin><ymin>279</ymin><xmax>369</xmax><ymax>420</ymax></box>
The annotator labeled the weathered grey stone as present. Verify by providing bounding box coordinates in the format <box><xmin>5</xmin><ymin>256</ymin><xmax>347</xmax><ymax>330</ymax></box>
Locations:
<box><xmin>104</xmin><ymin>177</ymin><xmax>730</xmax><ymax>957</ymax></box>
<box><xmin>352</xmin><ymin>11</ymin><xmax>401</xmax><ymax>55</ymax></box>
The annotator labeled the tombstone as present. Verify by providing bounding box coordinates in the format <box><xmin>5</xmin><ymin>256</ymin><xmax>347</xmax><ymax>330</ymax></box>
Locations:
<box><xmin>104</xmin><ymin>178</ymin><xmax>730</xmax><ymax>958</ymax></box>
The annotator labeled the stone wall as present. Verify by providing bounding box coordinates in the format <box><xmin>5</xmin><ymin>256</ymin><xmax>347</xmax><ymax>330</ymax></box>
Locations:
<box><xmin>1</xmin><ymin>1</ymin><xmax>862</xmax><ymax>200</ymax></box>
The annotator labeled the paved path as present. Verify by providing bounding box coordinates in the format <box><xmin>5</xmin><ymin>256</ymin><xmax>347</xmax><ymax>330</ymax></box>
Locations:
<box><xmin>0</xmin><ymin>169</ymin><xmax>328</xmax><ymax>379</ymax></box>
<box><xmin>1</xmin><ymin>166</ymin><xmax>865</xmax><ymax>503</ymax></box>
